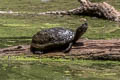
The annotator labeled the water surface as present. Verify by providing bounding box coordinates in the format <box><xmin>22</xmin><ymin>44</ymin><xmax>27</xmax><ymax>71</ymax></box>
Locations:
<box><xmin>0</xmin><ymin>60</ymin><xmax>120</xmax><ymax>80</ymax></box>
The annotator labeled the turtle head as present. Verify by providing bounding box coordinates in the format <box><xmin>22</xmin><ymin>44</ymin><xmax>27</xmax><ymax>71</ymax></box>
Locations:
<box><xmin>73</xmin><ymin>22</ymin><xmax>88</xmax><ymax>42</ymax></box>
<box><xmin>77</xmin><ymin>22</ymin><xmax>88</xmax><ymax>33</ymax></box>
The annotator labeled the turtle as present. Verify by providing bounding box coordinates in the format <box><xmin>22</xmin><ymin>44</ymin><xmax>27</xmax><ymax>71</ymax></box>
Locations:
<box><xmin>30</xmin><ymin>22</ymin><xmax>88</xmax><ymax>54</ymax></box>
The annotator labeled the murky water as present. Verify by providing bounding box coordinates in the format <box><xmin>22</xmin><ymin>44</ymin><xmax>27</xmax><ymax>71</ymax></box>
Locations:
<box><xmin>0</xmin><ymin>60</ymin><xmax>120</xmax><ymax>80</ymax></box>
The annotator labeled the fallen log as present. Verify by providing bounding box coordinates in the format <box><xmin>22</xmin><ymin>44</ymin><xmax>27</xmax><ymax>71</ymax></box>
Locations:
<box><xmin>0</xmin><ymin>39</ymin><xmax>120</xmax><ymax>61</ymax></box>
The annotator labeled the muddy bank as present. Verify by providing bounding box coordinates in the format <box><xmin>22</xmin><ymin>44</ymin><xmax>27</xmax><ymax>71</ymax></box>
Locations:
<box><xmin>0</xmin><ymin>39</ymin><xmax>120</xmax><ymax>60</ymax></box>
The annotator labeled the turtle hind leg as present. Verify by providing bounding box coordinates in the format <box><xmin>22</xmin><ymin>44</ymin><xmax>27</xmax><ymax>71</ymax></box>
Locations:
<box><xmin>63</xmin><ymin>43</ymin><xmax>73</xmax><ymax>53</ymax></box>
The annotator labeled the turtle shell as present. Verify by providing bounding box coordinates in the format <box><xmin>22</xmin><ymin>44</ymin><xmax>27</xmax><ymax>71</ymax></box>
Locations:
<box><xmin>31</xmin><ymin>27</ymin><xmax>75</xmax><ymax>53</ymax></box>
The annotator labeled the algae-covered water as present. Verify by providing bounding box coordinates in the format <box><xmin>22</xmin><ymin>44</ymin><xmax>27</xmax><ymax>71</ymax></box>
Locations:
<box><xmin>0</xmin><ymin>58</ymin><xmax>120</xmax><ymax>80</ymax></box>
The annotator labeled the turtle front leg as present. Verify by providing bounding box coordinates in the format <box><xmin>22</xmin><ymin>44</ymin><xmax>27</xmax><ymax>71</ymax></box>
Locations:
<box><xmin>63</xmin><ymin>43</ymin><xmax>73</xmax><ymax>53</ymax></box>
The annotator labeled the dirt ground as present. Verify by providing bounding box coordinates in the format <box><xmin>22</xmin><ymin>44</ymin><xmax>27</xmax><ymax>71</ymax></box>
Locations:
<box><xmin>0</xmin><ymin>39</ymin><xmax>120</xmax><ymax>60</ymax></box>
